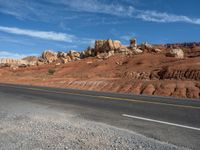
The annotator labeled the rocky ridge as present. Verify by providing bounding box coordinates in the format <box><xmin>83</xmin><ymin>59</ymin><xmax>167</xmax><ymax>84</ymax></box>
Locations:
<box><xmin>0</xmin><ymin>38</ymin><xmax>199</xmax><ymax>99</ymax></box>
<box><xmin>0</xmin><ymin>38</ymin><xmax>194</xmax><ymax>68</ymax></box>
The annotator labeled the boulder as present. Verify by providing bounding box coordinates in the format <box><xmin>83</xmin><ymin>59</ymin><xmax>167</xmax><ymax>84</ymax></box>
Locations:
<box><xmin>111</xmin><ymin>40</ymin><xmax>121</xmax><ymax>50</ymax></box>
<box><xmin>57</xmin><ymin>51</ymin><xmax>71</xmax><ymax>63</ymax></box>
<box><xmin>94</xmin><ymin>39</ymin><xmax>122</xmax><ymax>53</ymax></box>
<box><xmin>140</xmin><ymin>42</ymin><xmax>162</xmax><ymax>53</ymax></box>
<box><xmin>10</xmin><ymin>66</ymin><xmax>19</xmax><ymax>70</ymax></box>
<box><xmin>57</xmin><ymin>51</ymin><xmax>68</xmax><ymax>59</ymax></box>
<box><xmin>166</xmin><ymin>49</ymin><xmax>184</xmax><ymax>59</ymax></box>
<box><xmin>141</xmin><ymin>42</ymin><xmax>153</xmax><ymax>50</ymax></box>
<box><xmin>130</xmin><ymin>38</ymin><xmax>137</xmax><ymax>48</ymax></box>
<box><xmin>140</xmin><ymin>42</ymin><xmax>154</xmax><ymax>52</ymax></box>
<box><xmin>118</xmin><ymin>46</ymin><xmax>131</xmax><ymax>54</ymax></box>
<box><xmin>94</xmin><ymin>40</ymin><xmax>104</xmax><ymax>53</ymax></box>
<box><xmin>132</xmin><ymin>47</ymin><xmax>143</xmax><ymax>54</ymax></box>
<box><xmin>97</xmin><ymin>51</ymin><xmax>114</xmax><ymax>59</ymax></box>
<box><xmin>42</xmin><ymin>50</ymin><xmax>58</xmax><ymax>63</ymax></box>
<box><xmin>59</xmin><ymin>57</ymin><xmax>69</xmax><ymax>64</ymax></box>
<box><xmin>152</xmin><ymin>48</ymin><xmax>162</xmax><ymax>53</ymax></box>
<box><xmin>68</xmin><ymin>50</ymin><xmax>80</xmax><ymax>61</ymax></box>
<box><xmin>58</xmin><ymin>55</ymin><xmax>71</xmax><ymax>64</ymax></box>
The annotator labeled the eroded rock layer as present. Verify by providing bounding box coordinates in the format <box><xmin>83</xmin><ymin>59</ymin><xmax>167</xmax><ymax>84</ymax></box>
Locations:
<box><xmin>0</xmin><ymin>39</ymin><xmax>199</xmax><ymax>99</ymax></box>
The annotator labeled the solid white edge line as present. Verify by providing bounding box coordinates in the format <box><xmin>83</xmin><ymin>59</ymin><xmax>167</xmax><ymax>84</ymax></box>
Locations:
<box><xmin>122</xmin><ymin>114</ymin><xmax>200</xmax><ymax>131</ymax></box>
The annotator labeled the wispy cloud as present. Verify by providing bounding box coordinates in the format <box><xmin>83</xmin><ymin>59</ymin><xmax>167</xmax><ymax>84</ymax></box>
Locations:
<box><xmin>61</xmin><ymin>0</ymin><xmax>135</xmax><ymax>17</ymax></box>
<box><xmin>0</xmin><ymin>51</ymin><xmax>37</xmax><ymax>59</ymax></box>
<box><xmin>59</xmin><ymin>0</ymin><xmax>200</xmax><ymax>25</ymax></box>
<box><xmin>0</xmin><ymin>0</ymin><xmax>200</xmax><ymax>26</ymax></box>
<box><xmin>0</xmin><ymin>26</ymin><xmax>75</xmax><ymax>42</ymax></box>
<box><xmin>48</xmin><ymin>0</ymin><xmax>200</xmax><ymax>25</ymax></box>
<box><xmin>136</xmin><ymin>10</ymin><xmax>200</xmax><ymax>25</ymax></box>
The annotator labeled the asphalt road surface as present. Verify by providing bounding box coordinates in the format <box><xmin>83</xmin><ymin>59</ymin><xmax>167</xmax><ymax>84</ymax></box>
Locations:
<box><xmin>0</xmin><ymin>83</ymin><xmax>199</xmax><ymax>149</ymax></box>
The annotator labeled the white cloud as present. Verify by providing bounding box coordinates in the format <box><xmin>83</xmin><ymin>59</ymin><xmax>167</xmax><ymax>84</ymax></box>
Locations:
<box><xmin>0</xmin><ymin>26</ymin><xmax>75</xmax><ymax>42</ymax></box>
<box><xmin>62</xmin><ymin>0</ymin><xmax>135</xmax><ymax>17</ymax></box>
<box><xmin>0</xmin><ymin>51</ymin><xmax>37</xmax><ymax>59</ymax></box>
<box><xmin>136</xmin><ymin>10</ymin><xmax>200</xmax><ymax>25</ymax></box>
<box><xmin>0</xmin><ymin>0</ymin><xmax>200</xmax><ymax>26</ymax></box>
<box><xmin>60</xmin><ymin>0</ymin><xmax>200</xmax><ymax>25</ymax></box>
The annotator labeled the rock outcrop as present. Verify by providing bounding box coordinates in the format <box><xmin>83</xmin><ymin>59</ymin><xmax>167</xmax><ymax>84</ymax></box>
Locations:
<box><xmin>0</xmin><ymin>58</ymin><xmax>21</xmax><ymax>64</ymax></box>
<box><xmin>128</xmin><ymin>39</ymin><xmax>143</xmax><ymax>54</ymax></box>
<box><xmin>125</xmin><ymin>71</ymin><xmax>151</xmax><ymax>80</ymax></box>
<box><xmin>131</xmin><ymin>47</ymin><xmax>143</xmax><ymax>54</ymax></box>
<box><xmin>68</xmin><ymin>50</ymin><xmax>81</xmax><ymax>61</ymax></box>
<box><xmin>130</xmin><ymin>38</ymin><xmax>137</xmax><ymax>48</ymax></box>
<box><xmin>139</xmin><ymin>42</ymin><xmax>162</xmax><ymax>53</ymax></box>
<box><xmin>118</xmin><ymin>46</ymin><xmax>131</xmax><ymax>54</ymax></box>
<box><xmin>94</xmin><ymin>39</ymin><xmax>122</xmax><ymax>54</ymax></box>
<box><xmin>82</xmin><ymin>47</ymin><xmax>96</xmax><ymax>58</ymax></box>
<box><xmin>42</xmin><ymin>50</ymin><xmax>58</xmax><ymax>63</ymax></box>
<box><xmin>22</xmin><ymin>56</ymin><xmax>38</xmax><ymax>66</ymax></box>
<box><xmin>97</xmin><ymin>51</ymin><xmax>114</xmax><ymax>59</ymax></box>
<box><xmin>57</xmin><ymin>51</ymin><xmax>68</xmax><ymax>58</ymax></box>
<box><xmin>0</xmin><ymin>39</ymin><xmax>199</xmax><ymax>99</ymax></box>
<box><xmin>166</xmin><ymin>49</ymin><xmax>184</xmax><ymax>59</ymax></box>
<box><xmin>140</xmin><ymin>42</ymin><xmax>153</xmax><ymax>51</ymax></box>
<box><xmin>57</xmin><ymin>51</ymin><xmax>71</xmax><ymax>63</ymax></box>
<box><xmin>159</xmin><ymin>67</ymin><xmax>200</xmax><ymax>80</ymax></box>
<box><xmin>0</xmin><ymin>58</ymin><xmax>28</xmax><ymax>67</ymax></box>
<box><xmin>40</xmin><ymin>50</ymin><xmax>81</xmax><ymax>64</ymax></box>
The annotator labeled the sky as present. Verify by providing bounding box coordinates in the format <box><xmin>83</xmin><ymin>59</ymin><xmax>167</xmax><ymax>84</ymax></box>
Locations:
<box><xmin>0</xmin><ymin>0</ymin><xmax>200</xmax><ymax>58</ymax></box>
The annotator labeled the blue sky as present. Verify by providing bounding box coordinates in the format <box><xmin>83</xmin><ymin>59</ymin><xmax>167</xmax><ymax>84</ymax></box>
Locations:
<box><xmin>0</xmin><ymin>0</ymin><xmax>200</xmax><ymax>58</ymax></box>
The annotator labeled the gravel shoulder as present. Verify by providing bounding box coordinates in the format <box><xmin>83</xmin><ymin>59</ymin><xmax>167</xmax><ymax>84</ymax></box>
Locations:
<box><xmin>0</xmin><ymin>92</ymin><xmax>189</xmax><ymax>150</ymax></box>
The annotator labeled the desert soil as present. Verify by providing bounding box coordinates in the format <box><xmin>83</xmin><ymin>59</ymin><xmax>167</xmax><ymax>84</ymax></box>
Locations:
<box><xmin>0</xmin><ymin>53</ymin><xmax>199</xmax><ymax>99</ymax></box>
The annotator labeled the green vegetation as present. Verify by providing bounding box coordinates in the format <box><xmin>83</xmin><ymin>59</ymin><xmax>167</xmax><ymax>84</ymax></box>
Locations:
<box><xmin>48</xmin><ymin>68</ymin><xmax>56</xmax><ymax>75</ymax></box>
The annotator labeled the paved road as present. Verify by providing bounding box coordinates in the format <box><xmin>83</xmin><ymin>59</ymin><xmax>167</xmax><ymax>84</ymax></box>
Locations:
<box><xmin>0</xmin><ymin>83</ymin><xmax>200</xmax><ymax>149</ymax></box>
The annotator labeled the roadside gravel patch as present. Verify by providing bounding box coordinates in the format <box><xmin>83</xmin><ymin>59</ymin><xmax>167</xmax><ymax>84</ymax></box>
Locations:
<box><xmin>0</xmin><ymin>94</ymin><xmax>189</xmax><ymax>150</ymax></box>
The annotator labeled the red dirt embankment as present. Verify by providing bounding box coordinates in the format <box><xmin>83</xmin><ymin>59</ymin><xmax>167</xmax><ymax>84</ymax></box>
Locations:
<box><xmin>0</xmin><ymin>52</ymin><xmax>199</xmax><ymax>99</ymax></box>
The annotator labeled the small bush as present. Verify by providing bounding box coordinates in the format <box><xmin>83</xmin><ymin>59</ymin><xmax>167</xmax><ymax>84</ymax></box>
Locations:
<box><xmin>48</xmin><ymin>68</ymin><xmax>56</xmax><ymax>75</ymax></box>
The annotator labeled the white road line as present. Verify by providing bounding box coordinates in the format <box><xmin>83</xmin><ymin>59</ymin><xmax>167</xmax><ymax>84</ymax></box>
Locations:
<box><xmin>122</xmin><ymin>114</ymin><xmax>200</xmax><ymax>131</ymax></box>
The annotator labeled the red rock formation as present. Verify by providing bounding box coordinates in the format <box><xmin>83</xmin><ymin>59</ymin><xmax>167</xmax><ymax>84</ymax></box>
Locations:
<box><xmin>159</xmin><ymin>67</ymin><xmax>200</xmax><ymax>80</ymax></box>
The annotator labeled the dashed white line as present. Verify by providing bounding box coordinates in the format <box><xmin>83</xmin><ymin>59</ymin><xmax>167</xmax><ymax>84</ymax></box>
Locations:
<box><xmin>122</xmin><ymin>114</ymin><xmax>200</xmax><ymax>131</ymax></box>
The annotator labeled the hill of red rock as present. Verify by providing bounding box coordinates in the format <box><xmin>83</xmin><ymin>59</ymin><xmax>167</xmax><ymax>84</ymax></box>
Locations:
<box><xmin>0</xmin><ymin>39</ymin><xmax>199</xmax><ymax>99</ymax></box>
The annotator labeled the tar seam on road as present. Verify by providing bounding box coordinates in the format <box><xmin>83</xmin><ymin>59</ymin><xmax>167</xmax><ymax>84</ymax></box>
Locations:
<box><xmin>122</xmin><ymin>114</ymin><xmax>200</xmax><ymax>131</ymax></box>
<box><xmin>1</xmin><ymin>85</ymin><xmax>200</xmax><ymax>110</ymax></box>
